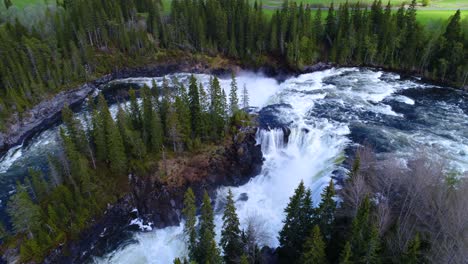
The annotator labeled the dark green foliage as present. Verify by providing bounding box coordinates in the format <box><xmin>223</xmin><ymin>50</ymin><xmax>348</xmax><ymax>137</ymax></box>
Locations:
<box><xmin>339</xmin><ymin>241</ymin><xmax>353</xmax><ymax>264</ymax></box>
<box><xmin>183</xmin><ymin>188</ymin><xmax>197</xmax><ymax>261</ymax></box>
<box><xmin>221</xmin><ymin>189</ymin><xmax>243</xmax><ymax>264</ymax></box>
<box><xmin>188</xmin><ymin>75</ymin><xmax>203</xmax><ymax>139</ymax></box>
<box><xmin>316</xmin><ymin>180</ymin><xmax>336</xmax><ymax>241</ymax></box>
<box><xmin>402</xmin><ymin>233</ymin><xmax>422</xmax><ymax>264</ymax></box>
<box><xmin>301</xmin><ymin>225</ymin><xmax>328</xmax><ymax>264</ymax></box>
<box><xmin>348</xmin><ymin>196</ymin><xmax>381</xmax><ymax>263</ymax></box>
<box><xmin>229</xmin><ymin>73</ymin><xmax>239</xmax><ymax>115</ymax></box>
<box><xmin>278</xmin><ymin>181</ymin><xmax>315</xmax><ymax>263</ymax></box>
<box><xmin>7</xmin><ymin>184</ymin><xmax>41</xmax><ymax>237</ymax></box>
<box><xmin>209</xmin><ymin>77</ymin><xmax>227</xmax><ymax>141</ymax></box>
<box><xmin>196</xmin><ymin>191</ymin><xmax>222</xmax><ymax>264</ymax></box>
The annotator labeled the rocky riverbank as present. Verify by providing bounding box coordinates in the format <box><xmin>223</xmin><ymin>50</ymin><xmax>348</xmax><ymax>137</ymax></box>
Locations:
<box><xmin>0</xmin><ymin>56</ymin><xmax>302</xmax><ymax>155</ymax></box>
<box><xmin>34</xmin><ymin>126</ymin><xmax>263</xmax><ymax>264</ymax></box>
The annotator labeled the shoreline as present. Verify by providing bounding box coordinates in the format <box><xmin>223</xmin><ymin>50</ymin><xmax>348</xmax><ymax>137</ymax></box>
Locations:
<box><xmin>1</xmin><ymin>56</ymin><xmax>464</xmax><ymax>157</ymax></box>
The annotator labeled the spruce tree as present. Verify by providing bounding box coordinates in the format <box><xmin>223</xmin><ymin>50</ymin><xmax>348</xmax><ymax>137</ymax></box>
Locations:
<box><xmin>197</xmin><ymin>191</ymin><xmax>221</xmax><ymax>264</ymax></box>
<box><xmin>229</xmin><ymin>73</ymin><xmax>239</xmax><ymax>115</ymax></box>
<box><xmin>339</xmin><ymin>241</ymin><xmax>353</xmax><ymax>264</ymax></box>
<box><xmin>316</xmin><ymin>180</ymin><xmax>337</xmax><ymax>241</ymax></box>
<box><xmin>97</xmin><ymin>95</ymin><xmax>127</xmax><ymax>175</ymax></box>
<box><xmin>128</xmin><ymin>88</ymin><xmax>142</xmax><ymax>130</ymax></box>
<box><xmin>221</xmin><ymin>189</ymin><xmax>243</xmax><ymax>264</ymax></box>
<box><xmin>279</xmin><ymin>180</ymin><xmax>314</xmax><ymax>263</ymax></box>
<box><xmin>188</xmin><ymin>75</ymin><xmax>202</xmax><ymax>138</ymax></box>
<box><xmin>241</xmin><ymin>84</ymin><xmax>249</xmax><ymax>109</ymax></box>
<box><xmin>402</xmin><ymin>233</ymin><xmax>422</xmax><ymax>264</ymax></box>
<box><xmin>301</xmin><ymin>225</ymin><xmax>328</xmax><ymax>264</ymax></box>
<box><xmin>7</xmin><ymin>184</ymin><xmax>41</xmax><ymax>237</ymax></box>
<box><xmin>183</xmin><ymin>188</ymin><xmax>197</xmax><ymax>261</ymax></box>
<box><xmin>349</xmin><ymin>196</ymin><xmax>381</xmax><ymax>263</ymax></box>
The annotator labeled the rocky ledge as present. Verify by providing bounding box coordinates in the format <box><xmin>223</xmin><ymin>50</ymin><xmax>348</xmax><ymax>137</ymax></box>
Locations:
<box><xmin>39</xmin><ymin>126</ymin><xmax>263</xmax><ymax>264</ymax></box>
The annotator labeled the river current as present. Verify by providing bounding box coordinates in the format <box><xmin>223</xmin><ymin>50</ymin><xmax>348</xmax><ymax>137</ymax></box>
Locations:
<box><xmin>0</xmin><ymin>68</ymin><xmax>466</xmax><ymax>263</ymax></box>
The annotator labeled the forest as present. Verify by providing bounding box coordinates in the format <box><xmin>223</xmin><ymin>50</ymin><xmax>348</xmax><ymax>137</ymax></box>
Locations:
<box><xmin>0</xmin><ymin>0</ymin><xmax>467</xmax><ymax>131</ymax></box>
<box><xmin>1</xmin><ymin>73</ymin><xmax>251</xmax><ymax>261</ymax></box>
<box><xmin>177</xmin><ymin>146</ymin><xmax>468</xmax><ymax>264</ymax></box>
<box><xmin>0</xmin><ymin>0</ymin><xmax>467</xmax><ymax>263</ymax></box>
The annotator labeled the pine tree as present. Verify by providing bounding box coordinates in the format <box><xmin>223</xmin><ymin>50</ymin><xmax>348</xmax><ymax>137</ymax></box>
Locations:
<box><xmin>28</xmin><ymin>168</ymin><xmax>48</xmax><ymax>201</ymax></box>
<box><xmin>7</xmin><ymin>184</ymin><xmax>41</xmax><ymax>238</ymax></box>
<box><xmin>316</xmin><ymin>180</ymin><xmax>336</xmax><ymax>241</ymax></box>
<box><xmin>175</xmin><ymin>84</ymin><xmax>192</xmax><ymax>147</ymax></box>
<box><xmin>209</xmin><ymin>77</ymin><xmax>226</xmax><ymax>140</ymax></box>
<box><xmin>301</xmin><ymin>225</ymin><xmax>328</xmax><ymax>264</ymax></box>
<box><xmin>97</xmin><ymin>95</ymin><xmax>127</xmax><ymax>175</ymax></box>
<box><xmin>221</xmin><ymin>189</ymin><xmax>243</xmax><ymax>264</ymax></box>
<box><xmin>402</xmin><ymin>233</ymin><xmax>422</xmax><ymax>264</ymax></box>
<box><xmin>241</xmin><ymin>84</ymin><xmax>249</xmax><ymax>109</ymax></box>
<box><xmin>188</xmin><ymin>75</ymin><xmax>202</xmax><ymax>138</ymax></box>
<box><xmin>339</xmin><ymin>241</ymin><xmax>353</xmax><ymax>264</ymax></box>
<box><xmin>279</xmin><ymin>180</ymin><xmax>314</xmax><ymax>262</ymax></box>
<box><xmin>229</xmin><ymin>73</ymin><xmax>239</xmax><ymax>115</ymax></box>
<box><xmin>196</xmin><ymin>191</ymin><xmax>221</xmax><ymax>264</ymax></box>
<box><xmin>349</xmin><ymin>196</ymin><xmax>381</xmax><ymax>263</ymax></box>
<box><xmin>183</xmin><ymin>188</ymin><xmax>197</xmax><ymax>261</ymax></box>
<box><xmin>128</xmin><ymin>88</ymin><xmax>142</xmax><ymax>130</ymax></box>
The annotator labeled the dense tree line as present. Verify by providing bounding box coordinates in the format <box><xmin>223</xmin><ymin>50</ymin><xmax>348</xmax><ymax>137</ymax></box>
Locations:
<box><xmin>2</xmin><ymin>74</ymin><xmax>250</xmax><ymax>261</ymax></box>
<box><xmin>1</xmin><ymin>0</ymin><xmax>467</xmax><ymax>131</ymax></box>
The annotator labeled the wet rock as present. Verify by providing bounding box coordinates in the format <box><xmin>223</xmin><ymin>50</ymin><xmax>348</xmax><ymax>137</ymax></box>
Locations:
<box><xmin>302</xmin><ymin>62</ymin><xmax>334</xmax><ymax>73</ymax></box>
<box><xmin>0</xmin><ymin>84</ymin><xmax>95</xmax><ymax>154</ymax></box>
<box><xmin>238</xmin><ymin>193</ymin><xmax>249</xmax><ymax>202</ymax></box>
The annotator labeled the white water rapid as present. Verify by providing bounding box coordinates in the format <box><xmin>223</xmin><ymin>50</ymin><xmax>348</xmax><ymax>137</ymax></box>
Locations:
<box><xmin>0</xmin><ymin>67</ymin><xmax>466</xmax><ymax>262</ymax></box>
<box><xmin>92</xmin><ymin>67</ymin><xmax>468</xmax><ymax>263</ymax></box>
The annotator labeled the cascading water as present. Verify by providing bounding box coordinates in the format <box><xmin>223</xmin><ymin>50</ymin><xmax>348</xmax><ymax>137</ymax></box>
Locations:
<box><xmin>0</xmin><ymin>68</ymin><xmax>467</xmax><ymax>263</ymax></box>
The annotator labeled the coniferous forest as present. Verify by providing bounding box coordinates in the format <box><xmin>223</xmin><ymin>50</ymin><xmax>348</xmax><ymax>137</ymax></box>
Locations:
<box><xmin>0</xmin><ymin>0</ymin><xmax>467</xmax><ymax>130</ymax></box>
<box><xmin>0</xmin><ymin>0</ymin><xmax>467</xmax><ymax>263</ymax></box>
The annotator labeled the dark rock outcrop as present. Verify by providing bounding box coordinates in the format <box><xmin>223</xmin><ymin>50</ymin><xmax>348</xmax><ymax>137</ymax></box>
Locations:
<box><xmin>0</xmin><ymin>84</ymin><xmax>95</xmax><ymax>153</ymax></box>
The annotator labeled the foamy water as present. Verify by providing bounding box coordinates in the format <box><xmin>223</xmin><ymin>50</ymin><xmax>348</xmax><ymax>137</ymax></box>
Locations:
<box><xmin>0</xmin><ymin>68</ymin><xmax>466</xmax><ymax>262</ymax></box>
<box><xmin>91</xmin><ymin>68</ymin><xmax>468</xmax><ymax>263</ymax></box>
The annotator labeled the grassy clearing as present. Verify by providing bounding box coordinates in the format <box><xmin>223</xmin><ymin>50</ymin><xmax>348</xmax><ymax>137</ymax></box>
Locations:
<box><xmin>11</xmin><ymin>0</ymin><xmax>43</xmax><ymax>8</ymax></box>
<box><xmin>9</xmin><ymin>0</ymin><xmax>465</xmax><ymax>26</ymax></box>
<box><xmin>417</xmin><ymin>10</ymin><xmax>466</xmax><ymax>24</ymax></box>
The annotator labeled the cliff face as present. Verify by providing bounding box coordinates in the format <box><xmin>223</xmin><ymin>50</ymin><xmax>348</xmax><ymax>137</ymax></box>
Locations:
<box><xmin>41</xmin><ymin>126</ymin><xmax>263</xmax><ymax>264</ymax></box>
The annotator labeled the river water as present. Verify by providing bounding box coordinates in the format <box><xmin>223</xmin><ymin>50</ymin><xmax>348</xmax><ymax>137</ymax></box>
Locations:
<box><xmin>0</xmin><ymin>68</ymin><xmax>467</xmax><ymax>262</ymax></box>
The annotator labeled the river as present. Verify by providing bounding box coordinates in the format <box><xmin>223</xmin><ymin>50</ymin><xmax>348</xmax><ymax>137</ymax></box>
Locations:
<box><xmin>0</xmin><ymin>67</ymin><xmax>467</xmax><ymax>263</ymax></box>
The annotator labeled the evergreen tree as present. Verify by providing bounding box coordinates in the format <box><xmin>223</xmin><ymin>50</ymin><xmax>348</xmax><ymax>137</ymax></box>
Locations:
<box><xmin>7</xmin><ymin>184</ymin><xmax>41</xmax><ymax>237</ymax></box>
<box><xmin>128</xmin><ymin>88</ymin><xmax>142</xmax><ymax>130</ymax></box>
<box><xmin>188</xmin><ymin>75</ymin><xmax>202</xmax><ymax>138</ymax></box>
<box><xmin>339</xmin><ymin>241</ymin><xmax>353</xmax><ymax>264</ymax></box>
<box><xmin>402</xmin><ymin>233</ymin><xmax>422</xmax><ymax>264</ymax></box>
<box><xmin>196</xmin><ymin>191</ymin><xmax>221</xmax><ymax>264</ymax></box>
<box><xmin>349</xmin><ymin>196</ymin><xmax>381</xmax><ymax>263</ymax></box>
<box><xmin>229</xmin><ymin>73</ymin><xmax>239</xmax><ymax>115</ymax></box>
<box><xmin>183</xmin><ymin>188</ymin><xmax>197</xmax><ymax>261</ymax></box>
<box><xmin>97</xmin><ymin>95</ymin><xmax>127</xmax><ymax>175</ymax></box>
<box><xmin>28</xmin><ymin>168</ymin><xmax>48</xmax><ymax>201</ymax></box>
<box><xmin>278</xmin><ymin>181</ymin><xmax>314</xmax><ymax>263</ymax></box>
<box><xmin>316</xmin><ymin>180</ymin><xmax>336</xmax><ymax>241</ymax></box>
<box><xmin>209</xmin><ymin>77</ymin><xmax>226</xmax><ymax>140</ymax></box>
<box><xmin>301</xmin><ymin>225</ymin><xmax>328</xmax><ymax>264</ymax></box>
<box><xmin>221</xmin><ymin>189</ymin><xmax>243</xmax><ymax>264</ymax></box>
<box><xmin>241</xmin><ymin>84</ymin><xmax>249</xmax><ymax>109</ymax></box>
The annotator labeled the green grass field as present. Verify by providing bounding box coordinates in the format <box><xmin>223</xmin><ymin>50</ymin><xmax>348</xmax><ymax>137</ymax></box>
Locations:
<box><xmin>10</xmin><ymin>0</ymin><xmax>42</xmax><ymax>8</ymax></box>
<box><xmin>9</xmin><ymin>0</ymin><xmax>467</xmax><ymax>25</ymax></box>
